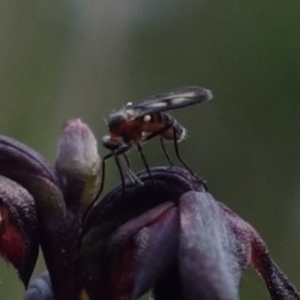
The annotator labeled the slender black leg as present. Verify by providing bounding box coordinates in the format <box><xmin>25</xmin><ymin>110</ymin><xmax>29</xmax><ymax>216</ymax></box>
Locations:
<box><xmin>104</xmin><ymin>145</ymin><xmax>143</xmax><ymax>187</ymax></box>
<box><xmin>103</xmin><ymin>145</ymin><xmax>131</xmax><ymax>193</ymax></box>
<box><xmin>120</xmin><ymin>158</ymin><xmax>135</xmax><ymax>184</ymax></box>
<box><xmin>143</xmin><ymin>125</ymin><xmax>174</xmax><ymax>166</ymax></box>
<box><xmin>123</xmin><ymin>153</ymin><xmax>130</xmax><ymax>168</ymax></box>
<box><xmin>136</xmin><ymin>143</ymin><xmax>155</xmax><ymax>185</ymax></box>
<box><xmin>114</xmin><ymin>154</ymin><xmax>126</xmax><ymax>197</ymax></box>
<box><xmin>93</xmin><ymin>158</ymin><xmax>106</xmax><ymax>202</ymax></box>
<box><xmin>173</xmin><ymin>127</ymin><xmax>194</xmax><ymax>175</ymax></box>
<box><xmin>103</xmin><ymin>151</ymin><xmax>114</xmax><ymax>160</ymax></box>
<box><xmin>103</xmin><ymin>144</ymin><xmax>131</xmax><ymax>161</ymax></box>
<box><xmin>159</xmin><ymin>137</ymin><xmax>174</xmax><ymax>166</ymax></box>
<box><xmin>82</xmin><ymin>159</ymin><xmax>106</xmax><ymax>225</ymax></box>
<box><xmin>173</xmin><ymin>129</ymin><xmax>207</xmax><ymax>190</ymax></box>
<box><xmin>119</xmin><ymin>156</ymin><xmax>144</xmax><ymax>186</ymax></box>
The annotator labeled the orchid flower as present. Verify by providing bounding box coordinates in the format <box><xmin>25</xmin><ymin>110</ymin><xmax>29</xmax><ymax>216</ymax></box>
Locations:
<box><xmin>0</xmin><ymin>119</ymin><xmax>298</xmax><ymax>300</ymax></box>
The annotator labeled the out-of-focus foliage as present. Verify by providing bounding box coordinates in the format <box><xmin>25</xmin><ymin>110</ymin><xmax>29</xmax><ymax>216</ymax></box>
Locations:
<box><xmin>0</xmin><ymin>0</ymin><xmax>300</xmax><ymax>299</ymax></box>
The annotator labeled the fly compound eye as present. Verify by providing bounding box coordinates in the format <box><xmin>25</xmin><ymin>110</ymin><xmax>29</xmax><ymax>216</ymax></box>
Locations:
<box><xmin>102</xmin><ymin>135</ymin><xmax>122</xmax><ymax>150</ymax></box>
<box><xmin>108</xmin><ymin>113</ymin><xmax>127</xmax><ymax>132</ymax></box>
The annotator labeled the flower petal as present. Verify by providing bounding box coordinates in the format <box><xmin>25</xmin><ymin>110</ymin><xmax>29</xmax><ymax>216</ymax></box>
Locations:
<box><xmin>106</xmin><ymin>203</ymin><xmax>178</xmax><ymax>300</ymax></box>
<box><xmin>177</xmin><ymin>191</ymin><xmax>241</xmax><ymax>300</ymax></box>
<box><xmin>0</xmin><ymin>135</ymin><xmax>57</xmax><ymax>185</ymax></box>
<box><xmin>81</xmin><ymin>166</ymin><xmax>300</xmax><ymax>300</ymax></box>
<box><xmin>80</xmin><ymin>167</ymin><xmax>205</xmax><ymax>300</ymax></box>
<box><xmin>251</xmin><ymin>231</ymin><xmax>300</xmax><ymax>300</ymax></box>
<box><xmin>0</xmin><ymin>176</ymin><xmax>38</xmax><ymax>287</ymax></box>
<box><xmin>82</xmin><ymin>166</ymin><xmax>205</xmax><ymax>239</ymax></box>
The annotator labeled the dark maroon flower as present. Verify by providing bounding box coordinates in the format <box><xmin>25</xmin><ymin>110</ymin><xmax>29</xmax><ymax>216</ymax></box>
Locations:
<box><xmin>0</xmin><ymin>119</ymin><xmax>102</xmax><ymax>300</ymax></box>
<box><xmin>0</xmin><ymin>120</ymin><xmax>299</xmax><ymax>300</ymax></box>
<box><xmin>80</xmin><ymin>167</ymin><xmax>300</xmax><ymax>300</ymax></box>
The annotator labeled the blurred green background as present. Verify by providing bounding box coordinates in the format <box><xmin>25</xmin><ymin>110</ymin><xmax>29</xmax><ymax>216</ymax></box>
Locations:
<box><xmin>1</xmin><ymin>0</ymin><xmax>300</xmax><ymax>299</ymax></box>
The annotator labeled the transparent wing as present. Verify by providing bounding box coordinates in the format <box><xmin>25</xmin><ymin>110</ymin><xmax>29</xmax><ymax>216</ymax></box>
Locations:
<box><xmin>128</xmin><ymin>86</ymin><xmax>213</xmax><ymax>119</ymax></box>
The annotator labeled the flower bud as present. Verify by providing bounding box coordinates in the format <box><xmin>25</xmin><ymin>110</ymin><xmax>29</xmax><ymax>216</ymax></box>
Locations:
<box><xmin>56</xmin><ymin>119</ymin><xmax>102</xmax><ymax>209</ymax></box>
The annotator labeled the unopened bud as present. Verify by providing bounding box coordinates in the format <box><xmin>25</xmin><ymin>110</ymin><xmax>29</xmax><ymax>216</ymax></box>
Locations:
<box><xmin>56</xmin><ymin>119</ymin><xmax>102</xmax><ymax>209</ymax></box>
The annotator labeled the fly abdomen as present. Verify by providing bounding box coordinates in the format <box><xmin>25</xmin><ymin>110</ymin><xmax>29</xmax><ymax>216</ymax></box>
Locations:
<box><xmin>160</xmin><ymin>113</ymin><xmax>186</xmax><ymax>142</ymax></box>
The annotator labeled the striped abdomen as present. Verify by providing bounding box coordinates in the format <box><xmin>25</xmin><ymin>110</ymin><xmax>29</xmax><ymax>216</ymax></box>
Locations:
<box><xmin>140</xmin><ymin>112</ymin><xmax>186</xmax><ymax>142</ymax></box>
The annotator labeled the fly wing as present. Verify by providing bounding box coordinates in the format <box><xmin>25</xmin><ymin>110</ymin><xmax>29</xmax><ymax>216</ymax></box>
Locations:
<box><xmin>129</xmin><ymin>86</ymin><xmax>213</xmax><ymax>119</ymax></box>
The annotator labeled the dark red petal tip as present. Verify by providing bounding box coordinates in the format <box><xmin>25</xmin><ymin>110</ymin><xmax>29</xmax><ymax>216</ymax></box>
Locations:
<box><xmin>0</xmin><ymin>176</ymin><xmax>39</xmax><ymax>287</ymax></box>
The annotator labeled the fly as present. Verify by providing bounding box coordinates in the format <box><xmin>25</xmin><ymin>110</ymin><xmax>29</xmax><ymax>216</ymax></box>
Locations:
<box><xmin>102</xmin><ymin>86</ymin><xmax>213</xmax><ymax>187</ymax></box>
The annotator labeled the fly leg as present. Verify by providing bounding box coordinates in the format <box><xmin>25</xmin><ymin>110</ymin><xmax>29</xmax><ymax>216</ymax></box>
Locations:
<box><xmin>171</xmin><ymin>127</ymin><xmax>206</xmax><ymax>186</ymax></box>
<box><xmin>104</xmin><ymin>145</ymin><xmax>143</xmax><ymax>187</ymax></box>
<box><xmin>143</xmin><ymin>125</ymin><xmax>174</xmax><ymax>166</ymax></box>
<box><xmin>123</xmin><ymin>153</ymin><xmax>130</xmax><ymax>169</ymax></box>
<box><xmin>172</xmin><ymin>127</ymin><xmax>193</xmax><ymax>173</ymax></box>
<box><xmin>136</xmin><ymin>143</ymin><xmax>155</xmax><ymax>186</ymax></box>
<box><xmin>113</xmin><ymin>153</ymin><xmax>126</xmax><ymax>197</ymax></box>
<box><xmin>103</xmin><ymin>145</ymin><xmax>128</xmax><ymax>196</ymax></box>
<box><xmin>82</xmin><ymin>159</ymin><xmax>106</xmax><ymax>225</ymax></box>
<box><xmin>119</xmin><ymin>156</ymin><xmax>144</xmax><ymax>186</ymax></box>
<box><xmin>159</xmin><ymin>137</ymin><xmax>174</xmax><ymax>166</ymax></box>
